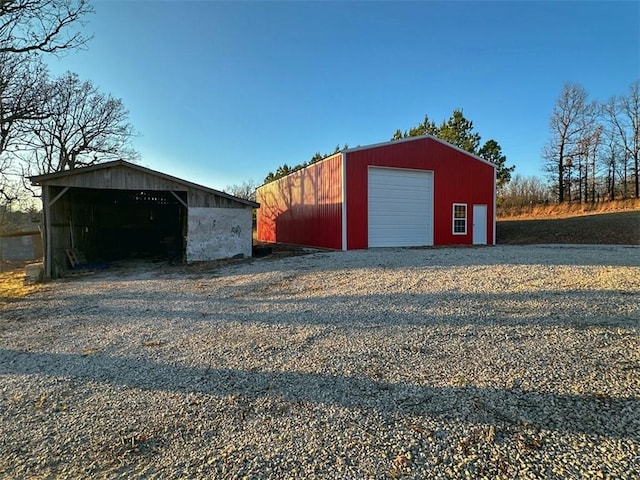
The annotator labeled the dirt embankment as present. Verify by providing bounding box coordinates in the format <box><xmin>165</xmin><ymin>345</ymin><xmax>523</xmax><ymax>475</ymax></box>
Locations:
<box><xmin>497</xmin><ymin>210</ymin><xmax>640</xmax><ymax>245</ymax></box>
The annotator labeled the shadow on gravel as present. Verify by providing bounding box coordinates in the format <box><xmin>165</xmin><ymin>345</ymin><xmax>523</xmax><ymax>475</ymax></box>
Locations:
<box><xmin>1</xmin><ymin>348</ymin><xmax>638</xmax><ymax>440</ymax></box>
<box><xmin>5</xmin><ymin>289</ymin><xmax>637</xmax><ymax>330</ymax></box>
<box><xmin>52</xmin><ymin>245</ymin><xmax>640</xmax><ymax>284</ymax></box>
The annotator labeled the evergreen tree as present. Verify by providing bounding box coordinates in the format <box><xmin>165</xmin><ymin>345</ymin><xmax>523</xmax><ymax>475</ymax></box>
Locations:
<box><xmin>478</xmin><ymin>139</ymin><xmax>514</xmax><ymax>188</ymax></box>
<box><xmin>393</xmin><ymin>109</ymin><xmax>514</xmax><ymax>188</ymax></box>
<box><xmin>437</xmin><ymin>109</ymin><xmax>481</xmax><ymax>154</ymax></box>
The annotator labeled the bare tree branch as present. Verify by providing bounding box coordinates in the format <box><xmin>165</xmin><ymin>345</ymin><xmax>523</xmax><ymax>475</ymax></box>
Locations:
<box><xmin>0</xmin><ymin>51</ymin><xmax>50</xmax><ymax>202</ymax></box>
<box><xmin>20</xmin><ymin>72</ymin><xmax>138</xmax><ymax>176</ymax></box>
<box><xmin>602</xmin><ymin>81</ymin><xmax>640</xmax><ymax>199</ymax></box>
<box><xmin>0</xmin><ymin>0</ymin><xmax>93</xmax><ymax>55</ymax></box>
<box><xmin>225</xmin><ymin>179</ymin><xmax>258</xmax><ymax>202</ymax></box>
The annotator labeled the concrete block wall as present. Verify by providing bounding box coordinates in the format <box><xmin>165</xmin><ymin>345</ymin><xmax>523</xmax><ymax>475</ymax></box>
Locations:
<box><xmin>186</xmin><ymin>207</ymin><xmax>252</xmax><ymax>261</ymax></box>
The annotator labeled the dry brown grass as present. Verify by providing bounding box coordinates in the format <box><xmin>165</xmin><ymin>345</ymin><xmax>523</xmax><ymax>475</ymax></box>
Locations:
<box><xmin>498</xmin><ymin>198</ymin><xmax>640</xmax><ymax>219</ymax></box>
<box><xmin>0</xmin><ymin>263</ymin><xmax>43</xmax><ymax>302</ymax></box>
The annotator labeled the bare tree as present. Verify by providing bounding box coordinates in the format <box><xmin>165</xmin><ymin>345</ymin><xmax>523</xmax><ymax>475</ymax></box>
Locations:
<box><xmin>601</xmin><ymin>131</ymin><xmax>620</xmax><ymax>201</ymax></box>
<box><xmin>603</xmin><ymin>81</ymin><xmax>640</xmax><ymax>198</ymax></box>
<box><xmin>501</xmin><ymin>174</ymin><xmax>550</xmax><ymax>209</ymax></box>
<box><xmin>0</xmin><ymin>53</ymin><xmax>50</xmax><ymax>154</ymax></box>
<box><xmin>587</xmin><ymin>126</ymin><xmax>603</xmax><ymax>202</ymax></box>
<box><xmin>225</xmin><ymin>179</ymin><xmax>258</xmax><ymax>202</ymax></box>
<box><xmin>0</xmin><ymin>0</ymin><xmax>92</xmax><ymax>54</ymax></box>
<box><xmin>572</xmin><ymin>123</ymin><xmax>603</xmax><ymax>203</ymax></box>
<box><xmin>543</xmin><ymin>83</ymin><xmax>596</xmax><ymax>202</ymax></box>
<box><xmin>0</xmin><ymin>0</ymin><xmax>92</xmax><ymax>208</ymax></box>
<box><xmin>21</xmin><ymin>72</ymin><xmax>137</xmax><ymax>176</ymax></box>
<box><xmin>0</xmin><ymin>154</ymin><xmax>17</xmax><ymax>203</ymax></box>
<box><xmin>0</xmin><ymin>52</ymin><xmax>50</xmax><ymax>203</ymax></box>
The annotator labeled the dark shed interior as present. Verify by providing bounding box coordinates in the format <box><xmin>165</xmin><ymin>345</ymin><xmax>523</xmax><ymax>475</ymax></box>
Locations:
<box><xmin>48</xmin><ymin>186</ymin><xmax>187</xmax><ymax>270</ymax></box>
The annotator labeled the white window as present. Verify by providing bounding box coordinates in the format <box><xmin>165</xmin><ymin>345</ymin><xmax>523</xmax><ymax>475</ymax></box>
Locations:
<box><xmin>453</xmin><ymin>203</ymin><xmax>467</xmax><ymax>235</ymax></box>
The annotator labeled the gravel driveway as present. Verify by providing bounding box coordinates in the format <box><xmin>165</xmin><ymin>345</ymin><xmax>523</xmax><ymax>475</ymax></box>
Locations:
<box><xmin>1</xmin><ymin>245</ymin><xmax>639</xmax><ymax>479</ymax></box>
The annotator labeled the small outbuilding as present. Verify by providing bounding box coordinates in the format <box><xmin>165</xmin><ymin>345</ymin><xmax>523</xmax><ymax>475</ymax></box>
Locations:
<box><xmin>256</xmin><ymin>135</ymin><xmax>496</xmax><ymax>250</ymax></box>
<box><xmin>30</xmin><ymin>160</ymin><xmax>259</xmax><ymax>278</ymax></box>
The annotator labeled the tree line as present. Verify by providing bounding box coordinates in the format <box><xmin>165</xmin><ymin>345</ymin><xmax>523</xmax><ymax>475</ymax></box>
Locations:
<box><xmin>544</xmin><ymin>81</ymin><xmax>639</xmax><ymax>203</ymax></box>
<box><xmin>262</xmin><ymin>144</ymin><xmax>348</xmax><ymax>185</ymax></box>
<box><xmin>261</xmin><ymin>109</ymin><xmax>515</xmax><ymax>189</ymax></box>
<box><xmin>0</xmin><ymin>0</ymin><xmax>137</xmax><ymax>211</ymax></box>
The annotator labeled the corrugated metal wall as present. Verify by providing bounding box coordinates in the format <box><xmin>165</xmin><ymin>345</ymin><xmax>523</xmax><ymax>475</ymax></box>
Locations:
<box><xmin>257</xmin><ymin>137</ymin><xmax>496</xmax><ymax>250</ymax></box>
<box><xmin>256</xmin><ymin>154</ymin><xmax>343</xmax><ymax>249</ymax></box>
<box><xmin>345</xmin><ymin>137</ymin><xmax>496</xmax><ymax>248</ymax></box>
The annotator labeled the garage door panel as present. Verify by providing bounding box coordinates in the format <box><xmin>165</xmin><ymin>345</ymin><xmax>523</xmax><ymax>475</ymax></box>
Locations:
<box><xmin>368</xmin><ymin>168</ymin><xmax>433</xmax><ymax>247</ymax></box>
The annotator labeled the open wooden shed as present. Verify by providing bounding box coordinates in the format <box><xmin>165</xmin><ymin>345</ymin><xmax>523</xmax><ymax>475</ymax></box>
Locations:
<box><xmin>30</xmin><ymin>160</ymin><xmax>259</xmax><ymax>279</ymax></box>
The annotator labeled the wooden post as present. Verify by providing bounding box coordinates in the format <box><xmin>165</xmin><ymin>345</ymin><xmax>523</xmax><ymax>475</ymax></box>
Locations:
<box><xmin>42</xmin><ymin>186</ymin><xmax>70</xmax><ymax>279</ymax></box>
<box><xmin>43</xmin><ymin>186</ymin><xmax>52</xmax><ymax>279</ymax></box>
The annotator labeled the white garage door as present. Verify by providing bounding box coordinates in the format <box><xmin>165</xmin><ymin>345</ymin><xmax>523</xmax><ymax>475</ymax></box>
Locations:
<box><xmin>368</xmin><ymin>167</ymin><xmax>434</xmax><ymax>247</ymax></box>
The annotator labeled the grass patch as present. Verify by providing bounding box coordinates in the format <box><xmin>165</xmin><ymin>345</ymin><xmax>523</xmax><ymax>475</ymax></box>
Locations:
<box><xmin>0</xmin><ymin>267</ymin><xmax>43</xmax><ymax>301</ymax></box>
<box><xmin>497</xmin><ymin>210</ymin><xmax>640</xmax><ymax>245</ymax></box>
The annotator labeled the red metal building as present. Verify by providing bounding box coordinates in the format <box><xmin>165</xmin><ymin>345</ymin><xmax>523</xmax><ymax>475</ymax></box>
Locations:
<box><xmin>256</xmin><ymin>135</ymin><xmax>496</xmax><ymax>250</ymax></box>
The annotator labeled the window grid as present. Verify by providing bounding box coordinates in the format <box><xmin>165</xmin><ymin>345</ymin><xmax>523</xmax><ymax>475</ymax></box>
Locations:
<box><xmin>453</xmin><ymin>203</ymin><xmax>467</xmax><ymax>235</ymax></box>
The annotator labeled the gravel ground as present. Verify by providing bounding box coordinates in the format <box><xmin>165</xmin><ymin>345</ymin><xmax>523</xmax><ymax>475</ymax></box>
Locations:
<box><xmin>1</xmin><ymin>244</ymin><xmax>639</xmax><ymax>479</ymax></box>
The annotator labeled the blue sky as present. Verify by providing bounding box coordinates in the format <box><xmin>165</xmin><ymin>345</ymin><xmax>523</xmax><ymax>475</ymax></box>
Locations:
<box><xmin>45</xmin><ymin>0</ymin><xmax>639</xmax><ymax>191</ymax></box>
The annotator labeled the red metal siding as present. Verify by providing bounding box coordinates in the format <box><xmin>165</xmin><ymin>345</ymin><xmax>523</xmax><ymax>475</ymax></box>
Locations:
<box><xmin>256</xmin><ymin>154</ymin><xmax>343</xmax><ymax>249</ymax></box>
<box><xmin>345</xmin><ymin>137</ymin><xmax>495</xmax><ymax>248</ymax></box>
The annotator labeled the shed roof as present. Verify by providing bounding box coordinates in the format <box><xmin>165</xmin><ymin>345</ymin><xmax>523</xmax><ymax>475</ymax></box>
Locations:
<box><xmin>29</xmin><ymin>160</ymin><xmax>259</xmax><ymax>208</ymax></box>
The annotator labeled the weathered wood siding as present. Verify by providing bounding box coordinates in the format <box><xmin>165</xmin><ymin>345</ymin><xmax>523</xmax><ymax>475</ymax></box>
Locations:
<box><xmin>187</xmin><ymin>190</ymin><xmax>243</xmax><ymax>209</ymax></box>
<box><xmin>39</xmin><ymin>164</ymin><xmax>244</xmax><ymax>208</ymax></box>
